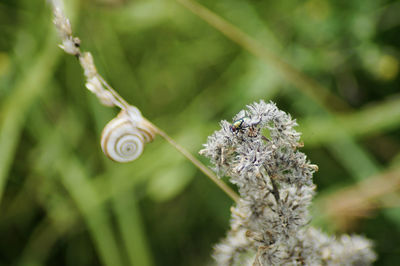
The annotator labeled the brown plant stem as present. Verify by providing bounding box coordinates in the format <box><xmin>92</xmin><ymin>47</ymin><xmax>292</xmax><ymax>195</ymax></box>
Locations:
<box><xmin>150</xmin><ymin>120</ymin><xmax>240</xmax><ymax>203</ymax></box>
<box><xmin>319</xmin><ymin>166</ymin><xmax>400</xmax><ymax>230</ymax></box>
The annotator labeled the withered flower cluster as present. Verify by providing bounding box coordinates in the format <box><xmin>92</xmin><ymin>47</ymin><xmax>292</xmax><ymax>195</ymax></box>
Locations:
<box><xmin>200</xmin><ymin>100</ymin><xmax>376</xmax><ymax>265</ymax></box>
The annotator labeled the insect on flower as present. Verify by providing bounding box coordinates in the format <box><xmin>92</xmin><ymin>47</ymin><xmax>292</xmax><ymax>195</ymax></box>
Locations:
<box><xmin>230</xmin><ymin>117</ymin><xmax>260</xmax><ymax>137</ymax></box>
<box><xmin>230</xmin><ymin>117</ymin><xmax>249</xmax><ymax>133</ymax></box>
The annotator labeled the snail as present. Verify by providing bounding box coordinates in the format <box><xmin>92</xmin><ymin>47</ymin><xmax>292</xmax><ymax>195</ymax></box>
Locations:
<box><xmin>101</xmin><ymin>108</ymin><xmax>157</xmax><ymax>163</ymax></box>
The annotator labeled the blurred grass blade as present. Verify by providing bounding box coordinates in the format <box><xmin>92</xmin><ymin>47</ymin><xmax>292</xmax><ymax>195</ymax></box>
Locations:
<box><xmin>327</xmin><ymin>131</ymin><xmax>380</xmax><ymax>181</ymax></box>
<box><xmin>300</xmin><ymin>96</ymin><xmax>400</xmax><ymax>146</ymax></box>
<box><xmin>175</xmin><ymin>0</ymin><xmax>348</xmax><ymax>111</ymax></box>
<box><xmin>18</xmin><ymin>216</ymin><xmax>72</xmax><ymax>266</ymax></box>
<box><xmin>0</xmin><ymin>0</ymin><xmax>78</xmax><ymax>204</ymax></box>
<box><xmin>112</xmin><ymin>185</ymin><xmax>154</xmax><ymax>266</ymax></box>
<box><xmin>0</xmin><ymin>39</ymin><xmax>60</xmax><ymax>204</ymax></box>
<box><xmin>58</xmin><ymin>157</ymin><xmax>124</xmax><ymax>266</ymax></box>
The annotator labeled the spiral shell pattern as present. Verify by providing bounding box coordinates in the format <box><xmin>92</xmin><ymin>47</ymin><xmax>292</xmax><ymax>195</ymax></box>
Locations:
<box><xmin>101</xmin><ymin>110</ymin><xmax>156</xmax><ymax>163</ymax></box>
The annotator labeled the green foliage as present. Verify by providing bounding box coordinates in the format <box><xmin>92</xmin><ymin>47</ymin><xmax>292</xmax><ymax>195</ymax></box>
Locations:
<box><xmin>0</xmin><ymin>0</ymin><xmax>399</xmax><ymax>265</ymax></box>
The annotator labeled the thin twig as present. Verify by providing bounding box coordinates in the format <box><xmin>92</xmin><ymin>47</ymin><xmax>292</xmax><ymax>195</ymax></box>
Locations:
<box><xmin>152</xmin><ymin>122</ymin><xmax>240</xmax><ymax>202</ymax></box>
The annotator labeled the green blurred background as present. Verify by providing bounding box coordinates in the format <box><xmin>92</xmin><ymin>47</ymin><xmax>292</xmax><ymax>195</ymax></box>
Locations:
<box><xmin>0</xmin><ymin>0</ymin><xmax>400</xmax><ymax>265</ymax></box>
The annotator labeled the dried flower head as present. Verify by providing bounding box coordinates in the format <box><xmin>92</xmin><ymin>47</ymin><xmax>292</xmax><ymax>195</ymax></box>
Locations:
<box><xmin>53</xmin><ymin>6</ymin><xmax>80</xmax><ymax>56</ymax></box>
<box><xmin>200</xmin><ymin>100</ymin><xmax>376</xmax><ymax>265</ymax></box>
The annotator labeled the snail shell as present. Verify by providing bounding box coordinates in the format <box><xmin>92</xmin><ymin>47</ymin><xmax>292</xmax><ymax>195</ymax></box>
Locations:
<box><xmin>101</xmin><ymin>110</ymin><xmax>156</xmax><ymax>163</ymax></box>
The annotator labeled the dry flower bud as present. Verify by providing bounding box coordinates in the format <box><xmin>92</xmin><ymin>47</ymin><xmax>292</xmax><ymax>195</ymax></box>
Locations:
<box><xmin>80</xmin><ymin>52</ymin><xmax>97</xmax><ymax>79</ymax></box>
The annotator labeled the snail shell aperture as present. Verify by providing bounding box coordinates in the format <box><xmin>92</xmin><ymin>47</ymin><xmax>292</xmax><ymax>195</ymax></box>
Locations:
<box><xmin>101</xmin><ymin>110</ymin><xmax>156</xmax><ymax>163</ymax></box>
